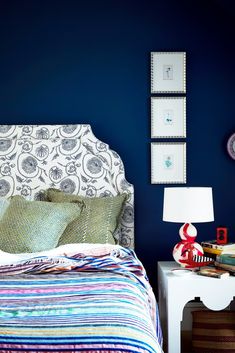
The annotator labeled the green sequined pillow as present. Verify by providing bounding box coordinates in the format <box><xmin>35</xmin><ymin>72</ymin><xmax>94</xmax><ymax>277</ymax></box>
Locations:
<box><xmin>45</xmin><ymin>188</ymin><xmax>127</xmax><ymax>245</ymax></box>
<box><xmin>0</xmin><ymin>195</ymin><xmax>82</xmax><ymax>253</ymax></box>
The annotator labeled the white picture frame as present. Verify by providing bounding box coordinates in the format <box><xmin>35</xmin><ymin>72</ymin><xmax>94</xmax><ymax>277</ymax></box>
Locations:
<box><xmin>151</xmin><ymin>97</ymin><xmax>186</xmax><ymax>138</ymax></box>
<box><xmin>151</xmin><ymin>52</ymin><xmax>186</xmax><ymax>93</ymax></box>
<box><xmin>151</xmin><ymin>142</ymin><xmax>186</xmax><ymax>184</ymax></box>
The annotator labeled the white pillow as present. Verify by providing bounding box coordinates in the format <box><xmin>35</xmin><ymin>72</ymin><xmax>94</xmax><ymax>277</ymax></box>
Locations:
<box><xmin>0</xmin><ymin>243</ymin><xmax>122</xmax><ymax>265</ymax></box>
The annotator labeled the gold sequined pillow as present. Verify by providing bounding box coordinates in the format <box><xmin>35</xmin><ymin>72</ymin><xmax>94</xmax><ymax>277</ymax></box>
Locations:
<box><xmin>0</xmin><ymin>195</ymin><xmax>82</xmax><ymax>253</ymax></box>
<box><xmin>45</xmin><ymin>188</ymin><xmax>127</xmax><ymax>245</ymax></box>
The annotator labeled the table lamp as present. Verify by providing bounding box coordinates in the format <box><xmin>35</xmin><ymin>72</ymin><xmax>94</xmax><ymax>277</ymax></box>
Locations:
<box><xmin>163</xmin><ymin>187</ymin><xmax>214</xmax><ymax>267</ymax></box>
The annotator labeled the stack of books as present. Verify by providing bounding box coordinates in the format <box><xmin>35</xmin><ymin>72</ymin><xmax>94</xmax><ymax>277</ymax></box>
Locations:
<box><xmin>215</xmin><ymin>254</ymin><xmax>235</xmax><ymax>274</ymax></box>
<box><xmin>201</xmin><ymin>240</ymin><xmax>235</xmax><ymax>260</ymax></box>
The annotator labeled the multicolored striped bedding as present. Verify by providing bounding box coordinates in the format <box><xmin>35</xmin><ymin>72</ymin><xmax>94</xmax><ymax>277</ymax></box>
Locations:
<box><xmin>0</xmin><ymin>245</ymin><xmax>163</xmax><ymax>353</ymax></box>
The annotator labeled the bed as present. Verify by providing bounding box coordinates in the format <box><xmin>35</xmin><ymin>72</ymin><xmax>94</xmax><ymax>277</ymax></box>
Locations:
<box><xmin>0</xmin><ymin>124</ymin><xmax>163</xmax><ymax>353</ymax></box>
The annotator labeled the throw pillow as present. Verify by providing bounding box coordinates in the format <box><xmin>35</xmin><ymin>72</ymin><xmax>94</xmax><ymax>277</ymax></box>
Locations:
<box><xmin>0</xmin><ymin>198</ymin><xmax>10</xmax><ymax>220</ymax></box>
<box><xmin>0</xmin><ymin>195</ymin><xmax>82</xmax><ymax>253</ymax></box>
<box><xmin>45</xmin><ymin>188</ymin><xmax>127</xmax><ymax>245</ymax></box>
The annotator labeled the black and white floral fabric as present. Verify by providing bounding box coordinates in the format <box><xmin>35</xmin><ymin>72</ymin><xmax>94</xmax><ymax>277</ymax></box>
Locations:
<box><xmin>0</xmin><ymin>124</ymin><xmax>134</xmax><ymax>248</ymax></box>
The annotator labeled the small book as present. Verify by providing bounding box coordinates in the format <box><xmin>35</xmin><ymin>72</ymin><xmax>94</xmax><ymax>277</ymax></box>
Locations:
<box><xmin>197</xmin><ymin>266</ymin><xmax>230</xmax><ymax>279</ymax></box>
<box><xmin>201</xmin><ymin>240</ymin><xmax>235</xmax><ymax>251</ymax></box>
<box><xmin>202</xmin><ymin>246</ymin><xmax>222</xmax><ymax>256</ymax></box>
<box><xmin>222</xmin><ymin>249</ymin><xmax>235</xmax><ymax>255</ymax></box>
<box><xmin>214</xmin><ymin>261</ymin><xmax>235</xmax><ymax>274</ymax></box>
<box><xmin>216</xmin><ymin>254</ymin><xmax>235</xmax><ymax>266</ymax></box>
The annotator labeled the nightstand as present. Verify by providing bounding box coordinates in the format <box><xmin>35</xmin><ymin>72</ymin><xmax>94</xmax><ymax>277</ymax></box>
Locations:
<box><xmin>158</xmin><ymin>261</ymin><xmax>235</xmax><ymax>353</ymax></box>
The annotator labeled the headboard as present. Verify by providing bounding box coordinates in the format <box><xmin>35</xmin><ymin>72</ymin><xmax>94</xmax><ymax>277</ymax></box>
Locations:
<box><xmin>0</xmin><ymin>124</ymin><xmax>134</xmax><ymax>248</ymax></box>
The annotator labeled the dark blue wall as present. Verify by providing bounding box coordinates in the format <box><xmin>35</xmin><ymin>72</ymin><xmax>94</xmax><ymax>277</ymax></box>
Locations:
<box><xmin>0</xmin><ymin>0</ymin><xmax>235</xmax><ymax>291</ymax></box>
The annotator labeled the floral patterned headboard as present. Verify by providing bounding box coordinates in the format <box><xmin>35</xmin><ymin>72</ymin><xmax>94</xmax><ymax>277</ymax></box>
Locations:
<box><xmin>0</xmin><ymin>124</ymin><xmax>134</xmax><ymax>248</ymax></box>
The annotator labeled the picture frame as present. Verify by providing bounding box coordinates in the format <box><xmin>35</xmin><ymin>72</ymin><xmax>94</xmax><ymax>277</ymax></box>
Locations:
<box><xmin>151</xmin><ymin>142</ymin><xmax>186</xmax><ymax>184</ymax></box>
<box><xmin>151</xmin><ymin>52</ymin><xmax>186</xmax><ymax>93</ymax></box>
<box><xmin>151</xmin><ymin>97</ymin><xmax>186</xmax><ymax>138</ymax></box>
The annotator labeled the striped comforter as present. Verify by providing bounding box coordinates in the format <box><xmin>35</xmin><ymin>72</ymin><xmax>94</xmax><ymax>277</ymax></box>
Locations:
<box><xmin>0</xmin><ymin>246</ymin><xmax>163</xmax><ymax>353</ymax></box>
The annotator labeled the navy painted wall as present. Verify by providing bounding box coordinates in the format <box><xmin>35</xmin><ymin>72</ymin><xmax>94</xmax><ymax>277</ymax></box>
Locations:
<box><xmin>0</xmin><ymin>0</ymin><xmax>235</xmax><ymax>292</ymax></box>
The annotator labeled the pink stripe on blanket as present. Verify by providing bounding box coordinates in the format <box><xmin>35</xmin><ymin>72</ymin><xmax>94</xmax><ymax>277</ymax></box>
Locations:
<box><xmin>0</xmin><ymin>342</ymin><xmax>150</xmax><ymax>352</ymax></box>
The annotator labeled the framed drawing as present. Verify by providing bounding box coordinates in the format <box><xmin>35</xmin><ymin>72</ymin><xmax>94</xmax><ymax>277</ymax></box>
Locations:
<box><xmin>151</xmin><ymin>97</ymin><xmax>186</xmax><ymax>138</ymax></box>
<box><xmin>151</xmin><ymin>52</ymin><xmax>186</xmax><ymax>93</ymax></box>
<box><xmin>151</xmin><ymin>142</ymin><xmax>186</xmax><ymax>184</ymax></box>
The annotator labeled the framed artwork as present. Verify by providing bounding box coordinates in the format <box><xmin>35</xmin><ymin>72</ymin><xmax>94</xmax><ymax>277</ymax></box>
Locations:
<box><xmin>151</xmin><ymin>142</ymin><xmax>186</xmax><ymax>184</ymax></box>
<box><xmin>151</xmin><ymin>97</ymin><xmax>186</xmax><ymax>138</ymax></box>
<box><xmin>151</xmin><ymin>52</ymin><xmax>186</xmax><ymax>93</ymax></box>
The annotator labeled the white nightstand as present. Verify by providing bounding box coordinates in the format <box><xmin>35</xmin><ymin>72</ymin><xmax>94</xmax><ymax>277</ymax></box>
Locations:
<box><xmin>158</xmin><ymin>261</ymin><xmax>235</xmax><ymax>353</ymax></box>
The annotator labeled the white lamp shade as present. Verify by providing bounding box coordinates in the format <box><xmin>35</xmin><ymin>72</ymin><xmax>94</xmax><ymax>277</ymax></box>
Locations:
<box><xmin>163</xmin><ymin>187</ymin><xmax>214</xmax><ymax>223</ymax></box>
